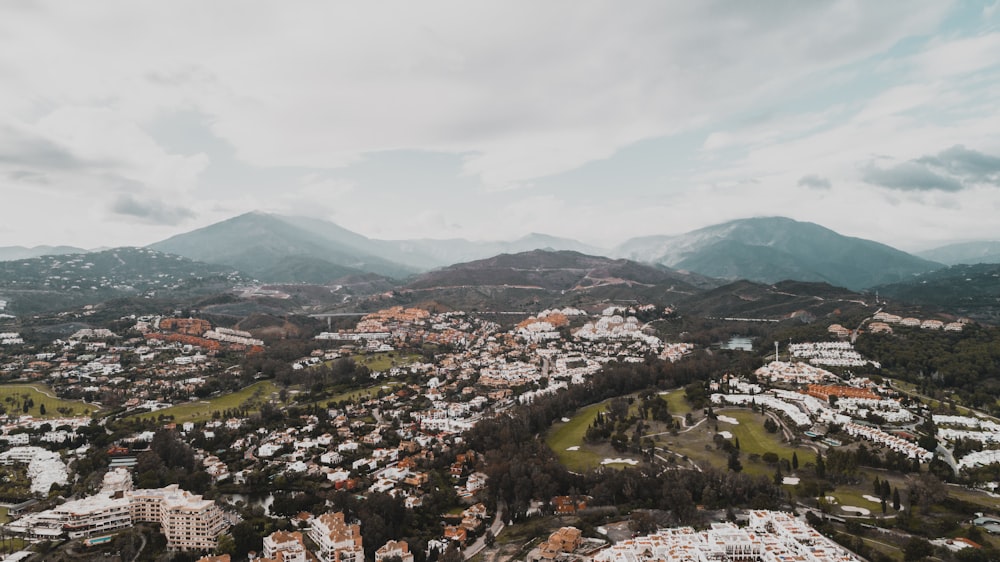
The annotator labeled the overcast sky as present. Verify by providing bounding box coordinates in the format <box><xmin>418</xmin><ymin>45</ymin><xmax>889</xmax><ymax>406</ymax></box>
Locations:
<box><xmin>2</xmin><ymin>1</ymin><xmax>999</xmax><ymax>251</ymax></box>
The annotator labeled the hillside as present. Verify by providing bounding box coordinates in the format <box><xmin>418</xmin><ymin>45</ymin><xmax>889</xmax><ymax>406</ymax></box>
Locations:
<box><xmin>875</xmin><ymin>263</ymin><xmax>1000</xmax><ymax>323</ymax></box>
<box><xmin>0</xmin><ymin>247</ymin><xmax>246</xmax><ymax>314</ymax></box>
<box><xmin>917</xmin><ymin>240</ymin><xmax>1000</xmax><ymax>266</ymax></box>
<box><xmin>380</xmin><ymin>250</ymin><xmax>715</xmax><ymax>311</ymax></box>
<box><xmin>406</xmin><ymin>250</ymin><xmax>708</xmax><ymax>292</ymax></box>
<box><xmin>676</xmin><ymin>279</ymin><xmax>874</xmax><ymax>321</ymax></box>
<box><xmin>616</xmin><ymin>217</ymin><xmax>940</xmax><ymax>290</ymax></box>
<box><xmin>149</xmin><ymin>212</ymin><xmax>416</xmax><ymax>281</ymax></box>
<box><xmin>0</xmin><ymin>245</ymin><xmax>88</xmax><ymax>261</ymax></box>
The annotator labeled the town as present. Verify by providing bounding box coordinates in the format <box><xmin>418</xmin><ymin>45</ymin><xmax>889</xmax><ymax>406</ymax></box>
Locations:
<box><xmin>0</xmin><ymin>296</ymin><xmax>996</xmax><ymax>562</ymax></box>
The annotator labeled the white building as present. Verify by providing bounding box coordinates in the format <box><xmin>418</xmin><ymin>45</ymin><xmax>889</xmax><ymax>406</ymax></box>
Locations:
<box><xmin>309</xmin><ymin>512</ymin><xmax>364</xmax><ymax>562</ymax></box>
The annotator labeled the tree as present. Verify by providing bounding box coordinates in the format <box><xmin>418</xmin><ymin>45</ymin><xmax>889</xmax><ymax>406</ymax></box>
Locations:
<box><xmin>38</xmin><ymin>404</ymin><xmax>46</xmax><ymax>416</ymax></box>
<box><xmin>903</xmin><ymin>537</ymin><xmax>933</xmax><ymax>561</ymax></box>
<box><xmin>792</xmin><ymin>451</ymin><xmax>798</xmax><ymax>470</ymax></box>
<box><xmin>873</xmin><ymin>476</ymin><xmax>881</xmax><ymax>497</ymax></box>
<box><xmin>892</xmin><ymin>487</ymin><xmax>901</xmax><ymax>511</ymax></box>
<box><xmin>764</xmin><ymin>418</ymin><xmax>778</xmax><ymax>433</ymax></box>
<box><xmin>815</xmin><ymin>453</ymin><xmax>825</xmax><ymax>479</ymax></box>
<box><xmin>727</xmin><ymin>450</ymin><xmax>743</xmax><ymax>473</ymax></box>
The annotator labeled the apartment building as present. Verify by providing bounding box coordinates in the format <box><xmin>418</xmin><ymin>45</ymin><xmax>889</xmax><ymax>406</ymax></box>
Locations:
<box><xmin>262</xmin><ymin>530</ymin><xmax>309</xmax><ymax>562</ymax></box>
<box><xmin>129</xmin><ymin>485</ymin><xmax>228</xmax><ymax>551</ymax></box>
<box><xmin>309</xmin><ymin>512</ymin><xmax>364</xmax><ymax>562</ymax></box>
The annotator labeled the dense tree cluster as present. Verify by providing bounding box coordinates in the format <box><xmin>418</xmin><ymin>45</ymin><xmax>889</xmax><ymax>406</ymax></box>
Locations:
<box><xmin>856</xmin><ymin>325</ymin><xmax>1000</xmax><ymax>413</ymax></box>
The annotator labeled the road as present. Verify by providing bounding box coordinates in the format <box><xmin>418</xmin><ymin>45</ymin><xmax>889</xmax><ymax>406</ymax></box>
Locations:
<box><xmin>464</xmin><ymin>502</ymin><xmax>506</xmax><ymax>560</ymax></box>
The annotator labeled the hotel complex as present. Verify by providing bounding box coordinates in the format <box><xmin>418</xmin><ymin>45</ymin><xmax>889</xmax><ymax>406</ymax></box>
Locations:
<box><xmin>4</xmin><ymin>471</ymin><xmax>227</xmax><ymax>551</ymax></box>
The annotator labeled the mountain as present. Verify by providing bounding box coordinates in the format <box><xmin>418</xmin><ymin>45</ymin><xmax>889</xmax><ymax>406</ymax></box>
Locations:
<box><xmin>148</xmin><ymin>212</ymin><xmax>607</xmax><ymax>282</ymax></box>
<box><xmin>384</xmin><ymin>250</ymin><xmax>716</xmax><ymax>310</ymax></box>
<box><xmin>677</xmin><ymin>279</ymin><xmax>874</xmax><ymax>321</ymax></box>
<box><xmin>378</xmin><ymin>232</ymin><xmax>607</xmax><ymax>270</ymax></box>
<box><xmin>875</xmin><ymin>263</ymin><xmax>1000</xmax><ymax>323</ymax></box>
<box><xmin>149</xmin><ymin>212</ymin><xmax>417</xmax><ymax>282</ymax></box>
<box><xmin>0</xmin><ymin>245</ymin><xmax>88</xmax><ymax>261</ymax></box>
<box><xmin>917</xmin><ymin>241</ymin><xmax>1000</xmax><ymax>266</ymax></box>
<box><xmin>616</xmin><ymin>217</ymin><xmax>941</xmax><ymax>291</ymax></box>
<box><xmin>0</xmin><ymin>247</ymin><xmax>246</xmax><ymax>314</ymax></box>
<box><xmin>406</xmin><ymin>250</ymin><xmax>707</xmax><ymax>292</ymax></box>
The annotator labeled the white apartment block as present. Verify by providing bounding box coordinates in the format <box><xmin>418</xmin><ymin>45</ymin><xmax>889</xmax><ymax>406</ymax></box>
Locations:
<box><xmin>595</xmin><ymin>510</ymin><xmax>861</xmax><ymax>562</ymax></box>
<box><xmin>4</xmin><ymin>484</ymin><xmax>227</xmax><ymax>550</ymax></box>
<box><xmin>262</xmin><ymin>530</ymin><xmax>309</xmax><ymax>562</ymax></box>
<box><xmin>309</xmin><ymin>512</ymin><xmax>364</xmax><ymax>562</ymax></box>
<box><xmin>129</xmin><ymin>485</ymin><xmax>228</xmax><ymax>551</ymax></box>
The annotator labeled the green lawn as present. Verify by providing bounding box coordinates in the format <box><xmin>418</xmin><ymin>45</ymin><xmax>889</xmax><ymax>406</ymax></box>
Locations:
<box><xmin>546</xmin><ymin>401</ymin><xmax>609</xmax><ymax>471</ymax></box>
<box><xmin>131</xmin><ymin>381</ymin><xmax>280</xmax><ymax>423</ymax></box>
<box><xmin>327</xmin><ymin>381</ymin><xmax>407</xmax><ymax>405</ymax></box>
<box><xmin>722</xmin><ymin>410</ymin><xmax>801</xmax><ymax>458</ymax></box>
<box><xmin>829</xmin><ymin>487</ymin><xmax>883</xmax><ymax>514</ymax></box>
<box><xmin>0</xmin><ymin>384</ymin><xmax>97</xmax><ymax>418</ymax></box>
<box><xmin>661</xmin><ymin>389</ymin><xmax>693</xmax><ymax>416</ymax></box>
<box><xmin>656</xmin><ymin>408</ymin><xmax>813</xmax><ymax>477</ymax></box>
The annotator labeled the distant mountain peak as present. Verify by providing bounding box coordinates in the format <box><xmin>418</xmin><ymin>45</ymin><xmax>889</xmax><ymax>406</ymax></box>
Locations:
<box><xmin>615</xmin><ymin>216</ymin><xmax>939</xmax><ymax>290</ymax></box>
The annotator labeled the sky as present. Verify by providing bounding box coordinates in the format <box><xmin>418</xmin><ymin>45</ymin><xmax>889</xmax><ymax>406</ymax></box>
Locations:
<box><xmin>1</xmin><ymin>1</ymin><xmax>999</xmax><ymax>252</ymax></box>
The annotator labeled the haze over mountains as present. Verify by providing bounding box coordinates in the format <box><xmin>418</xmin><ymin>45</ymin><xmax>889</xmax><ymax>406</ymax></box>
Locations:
<box><xmin>3</xmin><ymin>211</ymin><xmax>1000</xmax><ymax>320</ymax></box>
<box><xmin>4</xmin><ymin>211</ymin><xmax>999</xmax><ymax>302</ymax></box>
<box><xmin>146</xmin><ymin>212</ymin><xmax>943</xmax><ymax>291</ymax></box>
<box><xmin>615</xmin><ymin>217</ymin><xmax>941</xmax><ymax>291</ymax></box>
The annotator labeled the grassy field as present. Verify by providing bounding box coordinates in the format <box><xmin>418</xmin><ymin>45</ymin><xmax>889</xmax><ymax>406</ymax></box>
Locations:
<box><xmin>0</xmin><ymin>384</ymin><xmax>97</xmax><ymax>418</ymax></box>
<box><xmin>546</xmin><ymin>401</ymin><xmax>613</xmax><ymax>471</ymax></box>
<box><xmin>131</xmin><ymin>381</ymin><xmax>280</xmax><ymax>423</ymax></box>
<box><xmin>722</xmin><ymin>410</ymin><xmax>802</xmax><ymax>458</ymax></box>
<box><xmin>661</xmin><ymin>389</ymin><xmax>693</xmax><ymax>416</ymax></box>
<box><xmin>319</xmin><ymin>380</ymin><xmax>407</xmax><ymax>406</ymax></box>
<box><xmin>656</xmin><ymin>408</ymin><xmax>813</xmax><ymax>477</ymax></box>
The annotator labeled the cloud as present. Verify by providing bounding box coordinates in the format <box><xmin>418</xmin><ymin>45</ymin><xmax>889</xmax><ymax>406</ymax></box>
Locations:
<box><xmin>797</xmin><ymin>174</ymin><xmax>831</xmax><ymax>190</ymax></box>
<box><xmin>110</xmin><ymin>193</ymin><xmax>195</xmax><ymax>225</ymax></box>
<box><xmin>916</xmin><ymin>145</ymin><xmax>1000</xmax><ymax>184</ymax></box>
<box><xmin>0</xmin><ymin>125</ymin><xmax>88</xmax><ymax>171</ymax></box>
<box><xmin>0</xmin><ymin>1</ymin><xmax>947</xmax><ymax>189</ymax></box>
<box><xmin>864</xmin><ymin>145</ymin><xmax>1000</xmax><ymax>192</ymax></box>
<box><xmin>863</xmin><ymin>161</ymin><xmax>964</xmax><ymax>192</ymax></box>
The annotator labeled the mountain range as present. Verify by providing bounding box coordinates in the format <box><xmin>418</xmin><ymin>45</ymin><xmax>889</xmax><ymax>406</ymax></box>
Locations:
<box><xmin>0</xmin><ymin>245</ymin><xmax>88</xmax><ymax>261</ymax></box>
<box><xmin>4</xmin><ymin>212</ymin><xmax>995</xmax><ymax>299</ymax></box>
<box><xmin>916</xmin><ymin>241</ymin><xmax>1000</xmax><ymax>266</ymax></box>
<box><xmin>140</xmin><ymin>212</ymin><xmax>953</xmax><ymax>291</ymax></box>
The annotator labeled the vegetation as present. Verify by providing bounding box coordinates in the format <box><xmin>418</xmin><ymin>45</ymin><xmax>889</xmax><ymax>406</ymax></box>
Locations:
<box><xmin>130</xmin><ymin>380</ymin><xmax>280</xmax><ymax>423</ymax></box>
<box><xmin>0</xmin><ymin>384</ymin><xmax>95</xmax><ymax>418</ymax></box>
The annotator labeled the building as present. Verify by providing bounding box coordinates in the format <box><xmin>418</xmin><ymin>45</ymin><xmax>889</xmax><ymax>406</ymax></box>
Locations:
<box><xmin>376</xmin><ymin>540</ymin><xmax>415</xmax><ymax>562</ymax></box>
<box><xmin>309</xmin><ymin>512</ymin><xmax>364</xmax><ymax>562</ymax></box>
<box><xmin>262</xmin><ymin>530</ymin><xmax>308</xmax><ymax>562</ymax></box>
<box><xmin>4</xmin><ymin>484</ymin><xmax>227</xmax><ymax>550</ymax></box>
<box><xmin>595</xmin><ymin>511</ymin><xmax>862</xmax><ymax>562</ymax></box>
<box><xmin>129</xmin><ymin>485</ymin><xmax>228</xmax><ymax>551</ymax></box>
<box><xmin>4</xmin><ymin>494</ymin><xmax>131</xmax><ymax>540</ymax></box>
<box><xmin>538</xmin><ymin>527</ymin><xmax>582</xmax><ymax>560</ymax></box>
<box><xmin>805</xmin><ymin>384</ymin><xmax>878</xmax><ymax>402</ymax></box>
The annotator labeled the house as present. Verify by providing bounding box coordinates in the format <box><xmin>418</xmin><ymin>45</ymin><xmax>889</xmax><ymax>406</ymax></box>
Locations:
<box><xmin>443</xmin><ymin>525</ymin><xmax>467</xmax><ymax>545</ymax></box>
<box><xmin>376</xmin><ymin>540</ymin><xmax>414</xmax><ymax>562</ymax></box>
<box><xmin>551</xmin><ymin>496</ymin><xmax>588</xmax><ymax>514</ymax></box>
<box><xmin>538</xmin><ymin>527</ymin><xmax>582</xmax><ymax>560</ymax></box>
